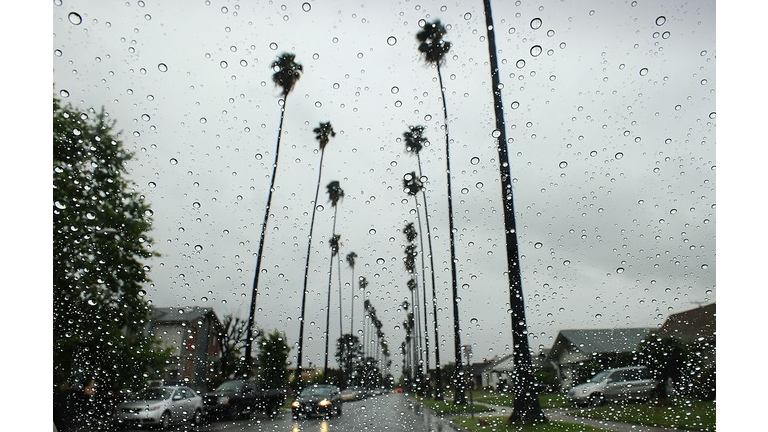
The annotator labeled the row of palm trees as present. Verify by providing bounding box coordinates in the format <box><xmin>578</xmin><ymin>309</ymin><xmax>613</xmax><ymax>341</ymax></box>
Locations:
<box><xmin>244</xmin><ymin>2</ymin><xmax>545</xmax><ymax>424</ymax></box>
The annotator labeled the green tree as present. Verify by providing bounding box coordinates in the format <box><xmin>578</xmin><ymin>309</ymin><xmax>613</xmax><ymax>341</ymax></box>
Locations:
<box><xmin>53</xmin><ymin>97</ymin><xmax>168</xmax><ymax>393</ymax></box>
<box><xmin>416</xmin><ymin>19</ymin><xmax>466</xmax><ymax>404</ymax></box>
<box><xmin>257</xmin><ymin>330</ymin><xmax>291</xmax><ymax>390</ymax></box>
<box><xmin>481</xmin><ymin>1</ymin><xmax>546</xmax><ymax>423</ymax></box>
<box><xmin>336</xmin><ymin>334</ymin><xmax>363</xmax><ymax>387</ymax></box>
<box><xmin>323</xmin><ymin>181</ymin><xmax>345</xmax><ymax>378</ymax></box>
<box><xmin>216</xmin><ymin>313</ymin><xmax>249</xmax><ymax>385</ymax></box>
<box><xmin>638</xmin><ymin>335</ymin><xmax>688</xmax><ymax>400</ymax></box>
<box><xmin>245</xmin><ymin>53</ymin><xmax>304</xmax><ymax>373</ymax></box>
<box><xmin>296</xmin><ymin>121</ymin><xmax>337</xmax><ymax>384</ymax></box>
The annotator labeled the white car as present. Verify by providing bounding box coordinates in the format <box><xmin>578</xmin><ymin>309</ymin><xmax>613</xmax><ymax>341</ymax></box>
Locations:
<box><xmin>114</xmin><ymin>385</ymin><xmax>203</xmax><ymax>430</ymax></box>
<box><xmin>568</xmin><ymin>366</ymin><xmax>657</xmax><ymax>407</ymax></box>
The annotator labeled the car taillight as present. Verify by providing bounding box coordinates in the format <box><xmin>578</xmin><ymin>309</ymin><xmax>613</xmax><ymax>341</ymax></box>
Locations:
<box><xmin>318</xmin><ymin>399</ymin><xmax>330</xmax><ymax>407</ymax></box>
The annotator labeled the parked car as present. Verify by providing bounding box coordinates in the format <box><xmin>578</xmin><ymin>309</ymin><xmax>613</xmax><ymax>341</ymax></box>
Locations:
<box><xmin>291</xmin><ymin>385</ymin><xmax>342</xmax><ymax>419</ymax></box>
<box><xmin>114</xmin><ymin>385</ymin><xmax>203</xmax><ymax>430</ymax></box>
<box><xmin>204</xmin><ymin>380</ymin><xmax>286</xmax><ymax>420</ymax></box>
<box><xmin>340</xmin><ymin>386</ymin><xmax>367</xmax><ymax>401</ymax></box>
<box><xmin>568</xmin><ymin>366</ymin><xmax>657</xmax><ymax>407</ymax></box>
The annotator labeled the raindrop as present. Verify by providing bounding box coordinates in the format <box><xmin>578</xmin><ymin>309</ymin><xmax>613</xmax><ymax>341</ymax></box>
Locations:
<box><xmin>195</xmin><ymin>245</ymin><xmax>203</xmax><ymax>251</ymax></box>
<box><xmin>302</xmin><ymin>2</ymin><xmax>311</xmax><ymax>12</ymax></box>
<box><xmin>563</xmin><ymin>260</ymin><xmax>570</xmax><ymax>266</ymax></box>
<box><xmin>534</xmin><ymin>242</ymin><xmax>543</xmax><ymax>249</ymax></box>
<box><xmin>516</xmin><ymin>59</ymin><xmax>526</xmax><ymax>68</ymax></box>
<box><xmin>255</xmin><ymin>153</ymin><xmax>263</xmax><ymax>160</ymax></box>
<box><xmin>192</xmin><ymin>202</ymin><xmax>201</xmax><ymax>209</ymax></box>
<box><xmin>656</xmin><ymin>16</ymin><xmax>667</xmax><ymax>26</ymax></box>
<box><xmin>461</xmin><ymin>188</ymin><xmax>469</xmax><ymax>194</ymax></box>
<box><xmin>68</xmin><ymin>12</ymin><xmax>82</xmax><ymax>25</ymax></box>
<box><xmin>394</xmin><ymin>100</ymin><xmax>402</xmax><ymax>107</ymax></box>
<box><xmin>54</xmin><ymin>49</ymin><xmax>63</xmax><ymax>57</ymax></box>
<box><xmin>590</xmin><ymin>150</ymin><xmax>598</xmax><ymax>157</ymax></box>
<box><xmin>59</xmin><ymin>89</ymin><xmax>70</xmax><ymax>98</ymax></box>
<box><xmin>369</xmin><ymin>228</ymin><xmax>377</xmax><ymax>235</ymax></box>
<box><xmin>464</xmin><ymin>12</ymin><xmax>472</xmax><ymax>20</ymax></box>
<box><xmin>616</xmin><ymin>267</ymin><xmax>625</xmax><ymax>274</ymax></box>
<box><xmin>530</xmin><ymin>45</ymin><xmax>542</xmax><ymax>57</ymax></box>
<box><xmin>662</xmin><ymin>31</ymin><xmax>670</xmax><ymax>39</ymax></box>
<box><xmin>615</xmin><ymin>152</ymin><xmax>624</xmax><ymax>160</ymax></box>
<box><xmin>376</xmin><ymin>258</ymin><xmax>385</xmax><ymax>265</ymax></box>
<box><xmin>391</xmin><ymin>86</ymin><xmax>399</xmax><ymax>94</ymax></box>
<box><xmin>709</xmin><ymin>112</ymin><xmax>716</xmax><ymax>119</ymax></box>
<box><xmin>701</xmin><ymin>264</ymin><xmax>709</xmax><ymax>270</ymax></box>
<box><xmin>559</xmin><ymin>161</ymin><xmax>568</xmax><ymax>169</ymax></box>
<box><xmin>511</xmin><ymin>101</ymin><xmax>520</xmax><ymax>109</ymax></box>
<box><xmin>270</xmin><ymin>42</ymin><xmax>278</xmax><ymax>50</ymax></box>
<box><xmin>470</xmin><ymin>318</ymin><xmax>478</xmax><ymax>324</ymax></box>
<box><xmin>639</xmin><ymin>68</ymin><xmax>648</xmax><ymax>76</ymax></box>
<box><xmin>470</xmin><ymin>157</ymin><xmax>480</xmax><ymax>165</ymax></box>
<box><xmin>387</xmin><ymin>36</ymin><xmax>397</xmax><ymax>46</ymax></box>
<box><xmin>530</xmin><ymin>18</ymin><xmax>542</xmax><ymax>30</ymax></box>
<box><xmin>169</xmin><ymin>158</ymin><xmax>178</xmax><ymax>165</ymax></box>
<box><xmin>158</xmin><ymin>63</ymin><xmax>168</xmax><ymax>72</ymax></box>
<box><xmin>200</xmin><ymin>117</ymin><xmax>207</xmax><ymax>124</ymax></box>
<box><xmin>220</xmin><ymin>61</ymin><xmax>228</xmax><ymax>69</ymax></box>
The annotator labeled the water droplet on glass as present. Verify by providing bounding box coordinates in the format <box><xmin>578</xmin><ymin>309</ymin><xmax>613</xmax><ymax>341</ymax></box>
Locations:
<box><xmin>302</xmin><ymin>2</ymin><xmax>311</xmax><ymax>12</ymax></box>
<box><xmin>169</xmin><ymin>158</ymin><xmax>178</xmax><ymax>165</ymax></box>
<box><xmin>387</xmin><ymin>36</ymin><xmax>397</xmax><ymax>46</ymax></box>
<box><xmin>534</xmin><ymin>242</ymin><xmax>543</xmax><ymax>249</ymax></box>
<box><xmin>701</xmin><ymin>264</ymin><xmax>709</xmax><ymax>270</ymax></box>
<box><xmin>195</xmin><ymin>244</ymin><xmax>203</xmax><ymax>252</ymax></box>
<box><xmin>68</xmin><ymin>12</ymin><xmax>83</xmax><ymax>25</ymax></box>
<box><xmin>530</xmin><ymin>45</ymin><xmax>542</xmax><ymax>57</ymax></box>
<box><xmin>656</xmin><ymin>15</ymin><xmax>667</xmax><ymax>26</ymax></box>
<box><xmin>199</xmin><ymin>117</ymin><xmax>207</xmax><ymax>124</ymax></box>
<box><xmin>516</xmin><ymin>59</ymin><xmax>526</xmax><ymax>68</ymax></box>
<box><xmin>563</xmin><ymin>260</ymin><xmax>570</xmax><ymax>266</ymax></box>
<box><xmin>376</xmin><ymin>257</ymin><xmax>385</xmax><ymax>265</ymax></box>
<box><xmin>709</xmin><ymin>112</ymin><xmax>716</xmax><ymax>119</ymax></box>
<box><xmin>616</xmin><ymin>267</ymin><xmax>625</xmax><ymax>274</ymax></box>
<box><xmin>60</xmin><ymin>89</ymin><xmax>70</xmax><ymax>98</ymax></box>
<box><xmin>270</xmin><ymin>42</ymin><xmax>278</xmax><ymax>50</ymax></box>
<box><xmin>530</xmin><ymin>18</ymin><xmax>542</xmax><ymax>30</ymax></box>
<box><xmin>391</xmin><ymin>86</ymin><xmax>399</xmax><ymax>94</ymax></box>
<box><xmin>639</xmin><ymin>67</ymin><xmax>648</xmax><ymax>76</ymax></box>
<box><xmin>590</xmin><ymin>150</ymin><xmax>598</xmax><ymax>157</ymax></box>
<box><xmin>511</xmin><ymin>101</ymin><xmax>520</xmax><ymax>109</ymax></box>
<box><xmin>464</xmin><ymin>12</ymin><xmax>472</xmax><ymax>20</ymax></box>
<box><xmin>192</xmin><ymin>202</ymin><xmax>201</xmax><ymax>209</ymax></box>
<box><xmin>559</xmin><ymin>161</ymin><xmax>568</xmax><ymax>169</ymax></box>
<box><xmin>662</xmin><ymin>31</ymin><xmax>670</xmax><ymax>39</ymax></box>
<box><xmin>470</xmin><ymin>157</ymin><xmax>480</xmax><ymax>165</ymax></box>
<box><xmin>615</xmin><ymin>152</ymin><xmax>624</xmax><ymax>160</ymax></box>
<box><xmin>158</xmin><ymin>63</ymin><xmax>168</xmax><ymax>72</ymax></box>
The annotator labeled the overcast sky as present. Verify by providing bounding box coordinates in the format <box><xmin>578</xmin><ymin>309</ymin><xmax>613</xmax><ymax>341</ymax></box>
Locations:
<box><xmin>52</xmin><ymin>0</ymin><xmax>715</xmax><ymax>374</ymax></box>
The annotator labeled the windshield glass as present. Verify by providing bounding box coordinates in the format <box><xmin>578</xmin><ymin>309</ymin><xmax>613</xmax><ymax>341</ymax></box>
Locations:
<box><xmin>131</xmin><ymin>388</ymin><xmax>172</xmax><ymax>401</ymax></box>
<box><xmin>51</xmin><ymin>0</ymin><xmax>717</xmax><ymax>430</ymax></box>
<box><xmin>588</xmin><ymin>371</ymin><xmax>612</xmax><ymax>383</ymax></box>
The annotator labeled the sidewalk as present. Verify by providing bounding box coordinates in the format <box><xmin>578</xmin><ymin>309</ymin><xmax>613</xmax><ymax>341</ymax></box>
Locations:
<box><xmin>446</xmin><ymin>401</ymin><xmax>688</xmax><ymax>432</ymax></box>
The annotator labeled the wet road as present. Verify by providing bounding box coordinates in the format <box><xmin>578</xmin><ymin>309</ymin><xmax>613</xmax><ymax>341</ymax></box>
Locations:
<box><xmin>197</xmin><ymin>394</ymin><xmax>459</xmax><ymax>432</ymax></box>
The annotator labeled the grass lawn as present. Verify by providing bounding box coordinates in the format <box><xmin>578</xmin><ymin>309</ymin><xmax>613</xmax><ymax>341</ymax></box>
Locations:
<box><xmin>410</xmin><ymin>394</ymin><xmax>496</xmax><ymax>416</ymax></box>
<box><xmin>451</xmin><ymin>416</ymin><xmax>609</xmax><ymax>432</ymax></box>
<box><xmin>574</xmin><ymin>398</ymin><xmax>715</xmax><ymax>431</ymax></box>
<box><xmin>473</xmin><ymin>391</ymin><xmax>571</xmax><ymax>409</ymax></box>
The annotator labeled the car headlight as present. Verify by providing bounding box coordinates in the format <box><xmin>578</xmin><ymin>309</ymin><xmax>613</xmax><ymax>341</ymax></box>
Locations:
<box><xmin>318</xmin><ymin>399</ymin><xmax>331</xmax><ymax>407</ymax></box>
<box><xmin>218</xmin><ymin>396</ymin><xmax>230</xmax><ymax>404</ymax></box>
<box><xmin>291</xmin><ymin>401</ymin><xmax>300</xmax><ymax>408</ymax></box>
<box><xmin>146</xmin><ymin>404</ymin><xmax>163</xmax><ymax>411</ymax></box>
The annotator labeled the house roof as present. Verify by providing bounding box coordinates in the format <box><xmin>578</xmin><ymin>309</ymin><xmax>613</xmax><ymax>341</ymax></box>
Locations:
<box><xmin>656</xmin><ymin>303</ymin><xmax>715</xmax><ymax>343</ymax></box>
<box><xmin>152</xmin><ymin>306</ymin><xmax>219</xmax><ymax>325</ymax></box>
<box><xmin>551</xmin><ymin>327</ymin><xmax>653</xmax><ymax>358</ymax></box>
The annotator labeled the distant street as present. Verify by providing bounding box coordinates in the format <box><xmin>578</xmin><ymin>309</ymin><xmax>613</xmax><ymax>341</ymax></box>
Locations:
<box><xmin>123</xmin><ymin>394</ymin><xmax>459</xmax><ymax>432</ymax></box>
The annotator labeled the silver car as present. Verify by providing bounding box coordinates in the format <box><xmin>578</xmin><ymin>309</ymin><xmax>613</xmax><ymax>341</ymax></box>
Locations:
<box><xmin>114</xmin><ymin>385</ymin><xmax>203</xmax><ymax>430</ymax></box>
<box><xmin>568</xmin><ymin>366</ymin><xmax>657</xmax><ymax>407</ymax></box>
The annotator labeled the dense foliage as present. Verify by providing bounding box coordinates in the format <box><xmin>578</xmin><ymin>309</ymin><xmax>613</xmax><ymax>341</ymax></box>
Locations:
<box><xmin>53</xmin><ymin>97</ymin><xmax>168</xmax><ymax>393</ymax></box>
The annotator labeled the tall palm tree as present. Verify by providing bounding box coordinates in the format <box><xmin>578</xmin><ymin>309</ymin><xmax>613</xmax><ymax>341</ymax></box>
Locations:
<box><xmin>295</xmin><ymin>121</ymin><xmax>337</xmax><ymax>384</ymax></box>
<box><xmin>245</xmin><ymin>53</ymin><xmax>303</xmax><ymax>375</ymax></box>
<box><xmin>482</xmin><ymin>1</ymin><xmax>545</xmax><ymax>423</ymax></box>
<box><xmin>346</xmin><ymin>252</ymin><xmax>358</xmax><ymax>335</ymax></box>
<box><xmin>416</xmin><ymin>19</ymin><xmax>465</xmax><ymax>404</ymax></box>
<box><xmin>323</xmin><ymin>181</ymin><xmax>344</xmax><ymax>378</ymax></box>
<box><xmin>403</xmin><ymin>126</ymin><xmax>443</xmax><ymax>398</ymax></box>
<box><xmin>403</xmin><ymin>171</ymin><xmax>432</xmax><ymax>396</ymax></box>
<box><xmin>359</xmin><ymin>276</ymin><xmax>369</xmax><ymax>357</ymax></box>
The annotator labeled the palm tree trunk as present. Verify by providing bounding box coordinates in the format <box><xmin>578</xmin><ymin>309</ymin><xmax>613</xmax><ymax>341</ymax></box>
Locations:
<box><xmin>350</xmin><ymin>268</ymin><xmax>355</xmax><ymax>337</ymax></box>
<box><xmin>416</xmin><ymin>154</ymin><xmax>443</xmax><ymax>400</ymax></box>
<box><xmin>245</xmin><ymin>93</ymin><xmax>289</xmax><ymax>376</ymax></box>
<box><xmin>413</xmin><ymin>195</ymin><xmax>432</xmax><ymax>396</ymax></box>
<box><xmin>323</xmin><ymin>206</ymin><xmax>339</xmax><ymax>378</ymax></box>
<box><xmin>436</xmin><ymin>61</ymin><xmax>466</xmax><ymax>405</ymax></box>
<box><xmin>295</xmin><ymin>149</ymin><xmax>326</xmax><ymax>384</ymax></box>
<box><xmin>483</xmin><ymin>0</ymin><xmax>545</xmax><ymax>424</ymax></box>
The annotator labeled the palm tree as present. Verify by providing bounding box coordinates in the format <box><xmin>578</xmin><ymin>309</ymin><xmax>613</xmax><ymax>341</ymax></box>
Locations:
<box><xmin>403</xmin><ymin>127</ymin><xmax>443</xmax><ymax>398</ymax></box>
<box><xmin>322</xmin><ymin>181</ymin><xmax>345</xmax><ymax>378</ymax></box>
<box><xmin>346</xmin><ymin>252</ymin><xmax>358</xmax><ymax>336</ymax></box>
<box><xmin>403</xmin><ymin>172</ymin><xmax>432</xmax><ymax>396</ymax></box>
<box><xmin>295</xmin><ymin>121</ymin><xmax>337</xmax><ymax>384</ymax></box>
<box><xmin>245</xmin><ymin>53</ymin><xmax>303</xmax><ymax>375</ymax></box>
<box><xmin>416</xmin><ymin>19</ymin><xmax>465</xmax><ymax>404</ymax></box>
<box><xmin>482</xmin><ymin>1</ymin><xmax>545</xmax><ymax>423</ymax></box>
<box><xmin>359</xmin><ymin>276</ymin><xmax>369</xmax><ymax>357</ymax></box>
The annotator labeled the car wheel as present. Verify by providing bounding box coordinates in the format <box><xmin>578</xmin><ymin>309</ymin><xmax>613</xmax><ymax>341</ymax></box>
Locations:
<box><xmin>336</xmin><ymin>405</ymin><xmax>342</xmax><ymax>416</ymax></box>
<box><xmin>160</xmin><ymin>411</ymin><xmax>172</xmax><ymax>430</ymax></box>
<box><xmin>192</xmin><ymin>409</ymin><xmax>202</xmax><ymax>426</ymax></box>
<box><xmin>588</xmin><ymin>393</ymin><xmax>604</xmax><ymax>407</ymax></box>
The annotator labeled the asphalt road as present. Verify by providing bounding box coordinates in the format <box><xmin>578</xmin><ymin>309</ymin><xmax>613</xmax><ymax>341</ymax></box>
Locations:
<box><xmin>193</xmin><ymin>393</ymin><xmax>459</xmax><ymax>432</ymax></box>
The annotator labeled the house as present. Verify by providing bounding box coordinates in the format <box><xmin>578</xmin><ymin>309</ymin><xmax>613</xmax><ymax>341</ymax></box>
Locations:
<box><xmin>656</xmin><ymin>303</ymin><xmax>715</xmax><ymax>344</ymax></box>
<box><xmin>468</xmin><ymin>352</ymin><xmax>557</xmax><ymax>391</ymax></box>
<box><xmin>149</xmin><ymin>306</ymin><xmax>224</xmax><ymax>391</ymax></box>
<box><xmin>549</xmin><ymin>327</ymin><xmax>653</xmax><ymax>389</ymax></box>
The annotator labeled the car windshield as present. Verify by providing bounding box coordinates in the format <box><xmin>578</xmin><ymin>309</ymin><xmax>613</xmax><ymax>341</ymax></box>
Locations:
<box><xmin>131</xmin><ymin>388</ymin><xmax>172</xmax><ymax>401</ymax></box>
<box><xmin>215</xmin><ymin>381</ymin><xmax>244</xmax><ymax>392</ymax></box>
<box><xmin>301</xmin><ymin>387</ymin><xmax>334</xmax><ymax>397</ymax></box>
<box><xmin>588</xmin><ymin>371</ymin><xmax>612</xmax><ymax>383</ymax></box>
<box><xmin>51</xmin><ymin>0</ymin><xmax>717</xmax><ymax>431</ymax></box>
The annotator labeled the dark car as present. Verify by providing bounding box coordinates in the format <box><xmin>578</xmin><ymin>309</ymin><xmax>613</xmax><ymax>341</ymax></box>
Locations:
<box><xmin>204</xmin><ymin>380</ymin><xmax>286</xmax><ymax>420</ymax></box>
<box><xmin>291</xmin><ymin>385</ymin><xmax>342</xmax><ymax>419</ymax></box>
